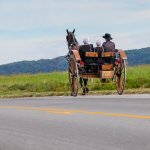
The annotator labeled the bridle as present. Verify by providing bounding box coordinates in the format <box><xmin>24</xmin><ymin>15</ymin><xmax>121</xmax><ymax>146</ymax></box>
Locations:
<box><xmin>66</xmin><ymin>31</ymin><xmax>78</xmax><ymax>50</ymax></box>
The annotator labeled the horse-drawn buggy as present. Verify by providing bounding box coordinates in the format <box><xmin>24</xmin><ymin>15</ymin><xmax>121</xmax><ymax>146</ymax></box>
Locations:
<box><xmin>66</xmin><ymin>29</ymin><xmax>127</xmax><ymax>96</ymax></box>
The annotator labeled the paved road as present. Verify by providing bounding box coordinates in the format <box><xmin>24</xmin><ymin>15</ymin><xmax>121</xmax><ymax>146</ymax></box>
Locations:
<box><xmin>0</xmin><ymin>95</ymin><xmax>150</xmax><ymax>150</ymax></box>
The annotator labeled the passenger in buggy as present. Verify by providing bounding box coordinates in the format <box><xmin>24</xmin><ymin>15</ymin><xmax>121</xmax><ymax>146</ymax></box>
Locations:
<box><xmin>79</xmin><ymin>37</ymin><xmax>94</xmax><ymax>65</ymax></box>
<box><xmin>95</xmin><ymin>40</ymin><xmax>103</xmax><ymax>53</ymax></box>
<box><xmin>79</xmin><ymin>37</ymin><xmax>95</xmax><ymax>73</ymax></box>
<box><xmin>94</xmin><ymin>39</ymin><xmax>104</xmax><ymax>64</ymax></box>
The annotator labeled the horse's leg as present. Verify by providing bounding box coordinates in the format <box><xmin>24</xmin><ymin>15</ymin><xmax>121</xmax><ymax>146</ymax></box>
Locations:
<box><xmin>79</xmin><ymin>77</ymin><xmax>83</xmax><ymax>88</ymax></box>
<box><xmin>79</xmin><ymin>78</ymin><xmax>86</xmax><ymax>95</ymax></box>
<box><xmin>82</xmin><ymin>79</ymin><xmax>89</xmax><ymax>95</ymax></box>
<box><xmin>83</xmin><ymin>79</ymin><xmax>88</xmax><ymax>87</ymax></box>
<box><xmin>85</xmin><ymin>79</ymin><xmax>89</xmax><ymax>93</ymax></box>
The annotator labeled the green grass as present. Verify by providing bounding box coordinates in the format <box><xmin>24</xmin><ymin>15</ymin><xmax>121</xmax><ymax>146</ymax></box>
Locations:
<box><xmin>0</xmin><ymin>72</ymin><xmax>70</xmax><ymax>97</ymax></box>
<box><xmin>126</xmin><ymin>65</ymin><xmax>150</xmax><ymax>88</ymax></box>
<box><xmin>0</xmin><ymin>65</ymin><xmax>150</xmax><ymax>98</ymax></box>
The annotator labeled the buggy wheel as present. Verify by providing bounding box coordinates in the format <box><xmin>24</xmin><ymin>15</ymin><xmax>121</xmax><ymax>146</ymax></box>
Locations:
<box><xmin>68</xmin><ymin>56</ymin><xmax>78</xmax><ymax>97</ymax></box>
<box><xmin>115</xmin><ymin>59</ymin><xmax>126</xmax><ymax>95</ymax></box>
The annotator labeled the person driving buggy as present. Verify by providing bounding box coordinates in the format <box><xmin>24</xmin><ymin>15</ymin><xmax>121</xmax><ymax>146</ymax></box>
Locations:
<box><xmin>102</xmin><ymin>33</ymin><xmax>116</xmax><ymax>64</ymax></box>
<box><xmin>102</xmin><ymin>33</ymin><xmax>115</xmax><ymax>52</ymax></box>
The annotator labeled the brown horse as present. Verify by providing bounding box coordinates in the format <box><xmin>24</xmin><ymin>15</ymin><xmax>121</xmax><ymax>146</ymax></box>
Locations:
<box><xmin>66</xmin><ymin>29</ymin><xmax>89</xmax><ymax>95</ymax></box>
<box><xmin>66</xmin><ymin>29</ymin><xmax>79</xmax><ymax>50</ymax></box>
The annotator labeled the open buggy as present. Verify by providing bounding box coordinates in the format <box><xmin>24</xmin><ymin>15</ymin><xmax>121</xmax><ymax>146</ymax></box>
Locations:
<box><xmin>66</xmin><ymin>29</ymin><xmax>127</xmax><ymax>96</ymax></box>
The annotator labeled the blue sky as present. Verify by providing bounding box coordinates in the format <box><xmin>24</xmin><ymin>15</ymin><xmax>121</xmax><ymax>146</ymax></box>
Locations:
<box><xmin>0</xmin><ymin>0</ymin><xmax>150</xmax><ymax>64</ymax></box>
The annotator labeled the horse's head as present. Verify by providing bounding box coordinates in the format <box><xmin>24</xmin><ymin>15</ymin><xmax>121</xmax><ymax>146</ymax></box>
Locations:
<box><xmin>66</xmin><ymin>29</ymin><xmax>78</xmax><ymax>49</ymax></box>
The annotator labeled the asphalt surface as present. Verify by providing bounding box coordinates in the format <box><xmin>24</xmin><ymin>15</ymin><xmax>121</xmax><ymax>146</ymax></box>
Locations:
<box><xmin>0</xmin><ymin>95</ymin><xmax>150</xmax><ymax>150</ymax></box>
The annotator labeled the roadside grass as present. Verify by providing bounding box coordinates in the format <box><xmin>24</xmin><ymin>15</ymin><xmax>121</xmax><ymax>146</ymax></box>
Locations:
<box><xmin>0</xmin><ymin>65</ymin><xmax>149</xmax><ymax>98</ymax></box>
<box><xmin>126</xmin><ymin>65</ymin><xmax>150</xmax><ymax>89</ymax></box>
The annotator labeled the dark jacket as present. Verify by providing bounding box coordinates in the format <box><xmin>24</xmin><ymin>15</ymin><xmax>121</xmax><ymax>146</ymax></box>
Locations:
<box><xmin>94</xmin><ymin>47</ymin><xmax>103</xmax><ymax>56</ymax></box>
<box><xmin>94</xmin><ymin>47</ymin><xmax>104</xmax><ymax>64</ymax></box>
<box><xmin>79</xmin><ymin>44</ymin><xmax>94</xmax><ymax>64</ymax></box>
<box><xmin>102</xmin><ymin>41</ymin><xmax>115</xmax><ymax>52</ymax></box>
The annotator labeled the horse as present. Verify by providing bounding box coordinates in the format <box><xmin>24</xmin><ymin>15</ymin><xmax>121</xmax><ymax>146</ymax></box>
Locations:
<box><xmin>66</xmin><ymin>29</ymin><xmax>89</xmax><ymax>95</ymax></box>
<box><xmin>66</xmin><ymin>29</ymin><xmax>79</xmax><ymax>50</ymax></box>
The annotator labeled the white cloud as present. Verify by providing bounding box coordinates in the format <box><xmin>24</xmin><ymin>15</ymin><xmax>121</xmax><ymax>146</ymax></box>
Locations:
<box><xmin>0</xmin><ymin>0</ymin><xmax>149</xmax><ymax>30</ymax></box>
<box><xmin>0</xmin><ymin>0</ymin><xmax>150</xmax><ymax>64</ymax></box>
<box><xmin>0</xmin><ymin>31</ymin><xmax>149</xmax><ymax>65</ymax></box>
<box><xmin>0</xmin><ymin>36</ymin><xmax>67</xmax><ymax>64</ymax></box>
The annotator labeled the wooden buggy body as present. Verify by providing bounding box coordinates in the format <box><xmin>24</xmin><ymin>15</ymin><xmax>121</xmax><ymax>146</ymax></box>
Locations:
<box><xmin>68</xmin><ymin>49</ymin><xmax>127</xmax><ymax>96</ymax></box>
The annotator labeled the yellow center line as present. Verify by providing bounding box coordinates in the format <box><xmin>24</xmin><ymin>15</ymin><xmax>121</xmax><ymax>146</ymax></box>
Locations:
<box><xmin>0</xmin><ymin>106</ymin><xmax>150</xmax><ymax>120</ymax></box>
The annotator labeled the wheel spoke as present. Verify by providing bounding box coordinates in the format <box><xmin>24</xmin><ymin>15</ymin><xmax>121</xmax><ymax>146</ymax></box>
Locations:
<box><xmin>115</xmin><ymin>59</ymin><xmax>126</xmax><ymax>95</ymax></box>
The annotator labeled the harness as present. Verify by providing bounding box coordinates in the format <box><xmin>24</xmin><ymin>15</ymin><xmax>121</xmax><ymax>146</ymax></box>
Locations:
<box><xmin>68</xmin><ymin>33</ymin><xmax>78</xmax><ymax>50</ymax></box>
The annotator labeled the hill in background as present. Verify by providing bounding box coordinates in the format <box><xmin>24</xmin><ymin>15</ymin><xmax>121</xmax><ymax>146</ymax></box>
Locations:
<box><xmin>0</xmin><ymin>56</ymin><xmax>67</xmax><ymax>75</ymax></box>
<box><xmin>125</xmin><ymin>47</ymin><xmax>150</xmax><ymax>65</ymax></box>
<box><xmin>0</xmin><ymin>47</ymin><xmax>149</xmax><ymax>75</ymax></box>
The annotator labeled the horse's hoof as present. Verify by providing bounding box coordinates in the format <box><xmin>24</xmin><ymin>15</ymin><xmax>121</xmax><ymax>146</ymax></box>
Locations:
<box><xmin>71</xmin><ymin>93</ymin><xmax>77</xmax><ymax>97</ymax></box>
<box><xmin>85</xmin><ymin>88</ymin><xmax>89</xmax><ymax>93</ymax></box>
<box><xmin>82</xmin><ymin>92</ymin><xmax>85</xmax><ymax>95</ymax></box>
<box><xmin>82</xmin><ymin>88</ymin><xmax>86</xmax><ymax>95</ymax></box>
<box><xmin>101</xmin><ymin>79</ymin><xmax>106</xmax><ymax>83</ymax></box>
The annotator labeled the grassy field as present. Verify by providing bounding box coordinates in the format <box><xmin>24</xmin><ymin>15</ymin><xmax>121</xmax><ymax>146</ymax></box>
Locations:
<box><xmin>0</xmin><ymin>65</ymin><xmax>150</xmax><ymax>98</ymax></box>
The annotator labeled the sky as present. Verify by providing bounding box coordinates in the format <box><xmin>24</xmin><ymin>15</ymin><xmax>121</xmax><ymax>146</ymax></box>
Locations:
<box><xmin>0</xmin><ymin>0</ymin><xmax>150</xmax><ymax>65</ymax></box>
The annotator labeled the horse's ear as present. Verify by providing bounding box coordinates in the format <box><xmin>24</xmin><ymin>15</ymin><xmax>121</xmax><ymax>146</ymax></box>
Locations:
<box><xmin>73</xmin><ymin>29</ymin><xmax>75</xmax><ymax>33</ymax></box>
<box><xmin>66</xmin><ymin>29</ymin><xmax>69</xmax><ymax>34</ymax></box>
